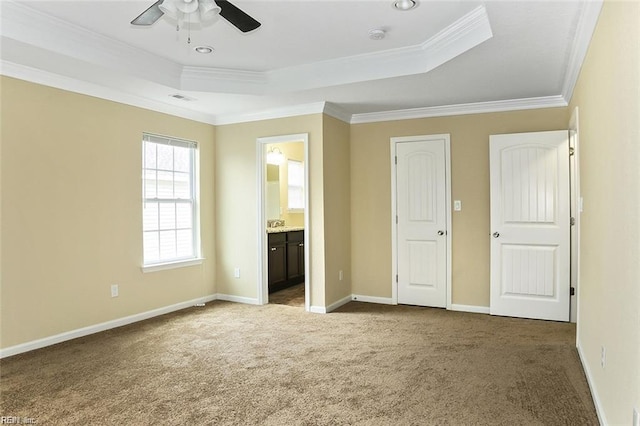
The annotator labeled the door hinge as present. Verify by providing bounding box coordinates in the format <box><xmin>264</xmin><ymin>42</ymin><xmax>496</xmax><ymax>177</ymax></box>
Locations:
<box><xmin>396</xmin><ymin>215</ymin><xmax>398</xmax><ymax>224</ymax></box>
<box><xmin>570</xmin><ymin>287</ymin><xmax>575</xmax><ymax>296</ymax></box>
<box><xmin>395</xmin><ymin>156</ymin><xmax>398</xmax><ymax>165</ymax></box>
<box><xmin>570</xmin><ymin>217</ymin><xmax>575</xmax><ymax>226</ymax></box>
<box><xmin>396</xmin><ymin>274</ymin><xmax>398</xmax><ymax>283</ymax></box>
<box><xmin>569</xmin><ymin>147</ymin><xmax>575</xmax><ymax>156</ymax></box>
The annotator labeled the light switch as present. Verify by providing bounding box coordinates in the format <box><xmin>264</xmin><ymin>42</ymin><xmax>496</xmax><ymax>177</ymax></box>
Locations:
<box><xmin>454</xmin><ymin>200</ymin><xmax>462</xmax><ymax>211</ymax></box>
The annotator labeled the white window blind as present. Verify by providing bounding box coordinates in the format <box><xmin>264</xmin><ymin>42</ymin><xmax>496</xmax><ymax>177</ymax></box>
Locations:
<box><xmin>287</xmin><ymin>159</ymin><xmax>304</xmax><ymax>210</ymax></box>
<box><xmin>142</xmin><ymin>134</ymin><xmax>199</xmax><ymax>265</ymax></box>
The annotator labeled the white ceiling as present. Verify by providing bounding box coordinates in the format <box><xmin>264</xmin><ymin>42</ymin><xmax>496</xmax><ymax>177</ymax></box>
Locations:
<box><xmin>0</xmin><ymin>0</ymin><xmax>602</xmax><ymax>124</ymax></box>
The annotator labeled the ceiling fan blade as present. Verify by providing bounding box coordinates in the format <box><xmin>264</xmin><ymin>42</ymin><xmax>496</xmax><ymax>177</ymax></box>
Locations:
<box><xmin>214</xmin><ymin>0</ymin><xmax>261</xmax><ymax>33</ymax></box>
<box><xmin>131</xmin><ymin>0</ymin><xmax>165</xmax><ymax>26</ymax></box>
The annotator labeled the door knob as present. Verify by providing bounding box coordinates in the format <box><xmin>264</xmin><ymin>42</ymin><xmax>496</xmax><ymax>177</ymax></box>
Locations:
<box><xmin>271</xmin><ymin>247</ymin><xmax>277</xmax><ymax>251</ymax></box>
<box><xmin>437</xmin><ymin>230</ymin><xmax>445</xmax><ymax>236</ymax></box>
<box><xmin>493</xmin><ymin>232</ymin><xmax>500</xmax><ymax>238</ymax></box>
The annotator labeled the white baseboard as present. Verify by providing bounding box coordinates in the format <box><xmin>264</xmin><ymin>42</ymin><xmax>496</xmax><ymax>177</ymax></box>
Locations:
<box><xmin>577</xmin><ymin>341</ymin><xmax>606</xmax><ymax>425</ymax></box>
<box><xmin>0</xmin><ymin>294</ymin><xmax>217</xmax><ymax>359</ymax></box>
<box><xmin>351</xmin><ymin>294</ymin><xmax>395</xmax><ymax>305</ymax></box>
<box><xmin>214</xmin><ymin>293</ymin><xmax>260</xmax><ymax>305</ymax></box>
<box><xmin>309</xmin><ymin>306</ymin><xmax>327</xmax><ymax>314</ymax></box>
<box><xmin>449</xmin><ymin>304</ymin><xmax>490</xmax><ymax>314</ymax></box>
<box><xmin>326</xmin><ymin>295</ymin><xmax>353</xmax><ymax>313</ymax></box>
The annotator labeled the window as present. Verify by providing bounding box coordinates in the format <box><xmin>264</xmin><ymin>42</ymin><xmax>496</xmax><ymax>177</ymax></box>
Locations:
<box><xmin>142</xmin><ymin>134</ymin><xmax>199</xmax><ymax>267</ymax></box>
<box><xmin>287</xmin><ymin>159</ymin><xmax>304</xmax><ymax>210</ymax></box>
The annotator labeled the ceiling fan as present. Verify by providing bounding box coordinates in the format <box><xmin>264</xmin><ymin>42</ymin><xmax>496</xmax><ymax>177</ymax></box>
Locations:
<box><xmin>131</xmin><ymin>0</ymin><xmax>261</xmax><ymax>33</ymax></box>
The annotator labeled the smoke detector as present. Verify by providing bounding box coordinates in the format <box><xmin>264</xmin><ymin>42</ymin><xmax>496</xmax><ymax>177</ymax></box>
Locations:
<box><xmin>369</xmin><ymin>28</ymin><xmax>386</xmax><ymax>40</ymax></box>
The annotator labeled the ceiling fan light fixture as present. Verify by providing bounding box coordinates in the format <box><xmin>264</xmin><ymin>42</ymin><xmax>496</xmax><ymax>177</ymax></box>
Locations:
<box><xmin>198</xmin><ymin>0</ymin><xmax>221</xmax><ymax>21</ymax></box>
<box><xmin>393</xmin><ymin>0</ymin><xmax>417</xmax><ymax>11</ymax></box>
<box><xmin>176</xmin><ymin>0</ymin><xmax>199</xmax><ymax>14</ymax></box>
<box><xmin>159</xmin><ymin>0</ymin><xmax>179</xmax><ymax>20</ymax></box>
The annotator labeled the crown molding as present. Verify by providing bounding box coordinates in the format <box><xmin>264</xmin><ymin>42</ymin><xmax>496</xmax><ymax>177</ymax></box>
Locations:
<box><xmin>322</xmin><ymin>102</ymin><xmax>353</xmax><ymax>124</ymax></box>
<box><xmin>2</xmin><ymin>1</ymin><xmax>493</xmax><ymax>97</ymax></box>
<box><xmin>349</xmin><ymin>96</ymin><xmax>568</xmax><ymax>124</ymax></box>
<box><xmin>264</xmin><ymin>5</ymin><xmax>492</xmax><ymax>93</ymax></box>
<box><xmin>1</xmin><ymin>60</ymin><xmax>217</xmax><ymax>125</ymax></box>
<box><xmin>561</xmin><ymin>0</ymin><xmax>603</xmax><ymax>103</ymax></box>
<box><xmin>181</xmin><ymin>66</ymin><xmax>267</xmax><ymax>94</ymax></box>
<box><xmin>1</xmin><ymin>1</ymin><xmax>183</xmax><ymax>88</ymax></box>
<box><xmin>213</xmin><ymin>102</ymin><xmax>328</xmax><ymax>126</ymax></box>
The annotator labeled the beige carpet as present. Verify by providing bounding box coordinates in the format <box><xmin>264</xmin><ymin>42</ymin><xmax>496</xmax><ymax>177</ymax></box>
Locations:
<box><xmin>0</xmin><ymin>301</ymin><xmax>597</xmax><ymax>425</ymax></box>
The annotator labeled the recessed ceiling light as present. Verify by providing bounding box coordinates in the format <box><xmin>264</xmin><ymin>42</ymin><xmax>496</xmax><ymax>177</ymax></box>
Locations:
<box><xmin>369</xmin><ymin>28</ymin><xmax>386</xmax><ymax>40</ymax></box>
<box><xmin>393</xmin><ymin>0</ymin><xmax>417</xmax><ymax>11</ymax></box>
<box><xmin>194</xmin><ymin>46</ymin><xmax>214</xmax><ymax>54</ymax></box>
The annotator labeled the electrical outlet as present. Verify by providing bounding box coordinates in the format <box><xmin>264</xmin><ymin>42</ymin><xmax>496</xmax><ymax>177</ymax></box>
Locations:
<box><xmin>600</xmin><ymin>346</ymin><xmax>606</xmax><ymax>368</ymax></box>
<box><xmin>111</xmin><ymin>284</ymin><xmax>119</xmax><ymax>298</ymax></box>
<box><xmin>339</xmin><ymin>270</ymin><xmax>343</xmax><ymax>281</ymax></box>
<box><xmin>234</xmin><ymin>268</ymin><xmax>240</xmax><ymax>278</ymax></box>
<box><xmin>454</xmin><ymin>200</ymin><xmax>462</xmax><ymax>211</ymax></box>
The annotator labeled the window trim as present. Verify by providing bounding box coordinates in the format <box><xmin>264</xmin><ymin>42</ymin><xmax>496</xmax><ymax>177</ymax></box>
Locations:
<box><xmin>141</xmin><ymin>133</ymin><xmax>201</xmax><ymax>269</ymax></box>
<box><xmin>287</xmin><ymin>159</ymin><xmax>305</xmax><ymax>212</ymax></box>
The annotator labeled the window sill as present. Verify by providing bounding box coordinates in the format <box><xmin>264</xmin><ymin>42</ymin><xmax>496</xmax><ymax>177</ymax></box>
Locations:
<box><xmin>142</xmin><ymin>258</ymin><xmax>204</xmax><ymax>273</ymax></box>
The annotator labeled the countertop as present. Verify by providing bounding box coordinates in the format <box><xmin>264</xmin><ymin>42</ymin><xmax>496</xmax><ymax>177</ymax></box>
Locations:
<box><xmin>266</xmin><ymin>226</ymin><xmax>304</xmax><ymax>234</ymax></box>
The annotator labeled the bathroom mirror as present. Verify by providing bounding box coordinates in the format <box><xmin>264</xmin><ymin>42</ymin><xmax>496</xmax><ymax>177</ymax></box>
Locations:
<box><xmin>266</xmin><ymin>164</ymin><xmax>280</xmax><ymax>220</ymax></box>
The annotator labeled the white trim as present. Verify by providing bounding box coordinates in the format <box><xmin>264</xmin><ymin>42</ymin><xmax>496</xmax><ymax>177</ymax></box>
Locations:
<box><xmin>577</xmin><ymin>342</ymin><xmax>606</xmax><ymax>425</ymax></box>
<box><xmin>322</xmin><ymin>102</ymin><xmax>352</xmax><ymax>124</ymax></box>
<box><xmin>0</xmin><ymin>294</ymin><xmax>217</xmax><ymax>359</ymax></box>
<box><xmin>2</xmin><ymin>60</ymin><xmax>571</xmax><ymax>128</ymax></box>
<box><xmin>569</xmin><ymin>108</ymin><xmax>581</xmax><ymax>325</ymax></box>
<box><xmin>351</xmin><ymin>295</ymin><xmax>395</xmax><ymax>305</ymax></box>
<box><xmin>390</xmin><ymin>135</ymin><xmax>452</xmax><ymax>308</ymax></box>
<box><xmin>351</xmin><ymin>96</ymin><xmax>568</xmax><ymax>124</ymax></box>
<box><xmin>214</xmin><ymin>294</ymin><xmax>260</xmax><ymax>305</ymax></box>
<box><xmin>256</xmin><ymin>134</ymin><xmax>310</xmax><ymax>312</ymax></box>
<box><xmin>1</xmin><ymin>60</ymin><xmax>217</xmax><ymax>125</ymax></box>
<box><xmin>561</xmin><ymin>0</ymin><xmax>604</xmax><ymax>102</ymax></box>
<box><xmin>1</xmin><ymin>1</ymin><xmax>490</xmax><ymax>103</ymax></box>
<box><xmin>326</xmin><ymin>295</ymin><xmax>353</xmax><ymax>313</ymax></box>
<box><xmin>216</xmin><ymin>102</ymin><xmax>326</xmax><ymax>126</ymax></box>
<box><xmin>309</xmin><ymin>306</ymin><xmax>327</xmax><ymax>314</ymax></box>
<box><xmin>264</xmin><ymin>5</ymin><xmax>492</xmax><ymax>94</ymax></box>
<box><xmin>450</xmin><ymin>304</ymin><xmax>490</xmax><ymax>314</ymax></box>
<box><xmin>141</xmin><ymin>258</ymin><xmax>204</xmax><ymax>273</ymax></box>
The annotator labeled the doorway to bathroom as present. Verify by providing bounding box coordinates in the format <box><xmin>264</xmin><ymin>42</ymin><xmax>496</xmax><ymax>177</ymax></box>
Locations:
<box><xmin>256</xmin><ymin>134</ymin><xmax>309</xmax><ymax>310</ymax></box>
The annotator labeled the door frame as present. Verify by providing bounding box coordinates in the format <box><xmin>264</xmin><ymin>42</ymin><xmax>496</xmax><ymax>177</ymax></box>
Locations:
<box><xmin>256</xmin><ymin>133</ymin><xmax>310</xmax><ymax>311</ymax></box>
<box><xmin>390</xmin><ymin>134</ymin><xmax>452</xmax><ymax>308</ymax></box>
<box><xmin>569</xmin><ymin>108</ymin><xmax>581</xmax><ymax>324</ymax></box>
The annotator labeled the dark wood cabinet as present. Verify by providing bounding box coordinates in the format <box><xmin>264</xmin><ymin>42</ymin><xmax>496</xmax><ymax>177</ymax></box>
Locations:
<box><xmin>287</xmin><ymin>231</ymin><xmax>304</xmax><ymax>282</ymax></box>
<box><xmin>268</xmin><ymin>230</ymin><xmax>305</xmax><ymax>293</ymax></box>
<box><xmin>268</xmin><ymin>233</ymin><xmax>287</xmax><ymax>287</ymax></box>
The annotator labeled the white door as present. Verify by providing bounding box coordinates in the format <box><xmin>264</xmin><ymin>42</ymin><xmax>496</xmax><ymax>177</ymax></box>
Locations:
<box><xmin>490</xmin><ymin>130</ymin><xmax>570</xmax><ymax>322</ymax></box>
<box><xmin>395</xmin><ymin>137</ymin><xmax>448</xmax><ymax>308</ymax></box>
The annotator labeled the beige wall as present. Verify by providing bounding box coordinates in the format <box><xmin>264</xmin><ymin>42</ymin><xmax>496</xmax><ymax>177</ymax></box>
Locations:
<box><xmin>350</xmin><ymin>109</ymin><xmax>569</xmax><ymax>306</ymax></box>
<box><xmin>322</xmin><ymin>115</ymin><xmax>351</xmax><ymax>306</ymax></box>
<box><xmin>0</xmin><ymin>76</ymin><xmax>216</xmax><ymax>349</ymax></box>
<box><xmin>214</xmin><ymin>115</ymin><xmax>326</xmax><ymax>307</ymax></box>
<box><xmin>568</xmin><ymin>1</ymin><xmax>640</xmax><ymax>423</ymax></box>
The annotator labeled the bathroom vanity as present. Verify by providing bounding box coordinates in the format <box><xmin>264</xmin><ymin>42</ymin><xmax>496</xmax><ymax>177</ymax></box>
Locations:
<box><xmin>267</xmin><ymin>227</ymin><xmax>304</xmax><ymax>293</ymax></box>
